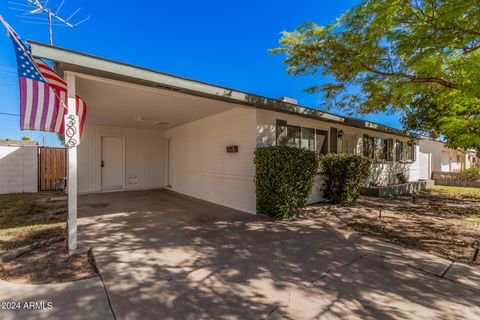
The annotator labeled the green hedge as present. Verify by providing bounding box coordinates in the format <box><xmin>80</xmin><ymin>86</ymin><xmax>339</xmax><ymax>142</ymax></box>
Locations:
<box><xmin>254</xmin><ymin>146</ymin><xmax>319</xmax><ymax>219</ymax></box>
<box><xmin>320</xmin><ymin>153</ymin><xmax>371</xmax><ymax>205</ymax></box>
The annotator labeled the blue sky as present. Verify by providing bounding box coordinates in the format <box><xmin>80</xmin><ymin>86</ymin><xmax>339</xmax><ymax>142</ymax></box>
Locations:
<box><xmin>0</xmin><ymin>0</ymin><xmax>402</xmax><ymax>146</ymax></box>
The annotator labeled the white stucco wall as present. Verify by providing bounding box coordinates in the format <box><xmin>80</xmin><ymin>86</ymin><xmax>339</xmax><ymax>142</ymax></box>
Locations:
<box><xmin>78</xmin><ymin>125</ymin><xmax>165</xmax><ymax>193</ymax></box>
<box><xmin>0</xmin><ymin>146</ymin><xmax>38</xmax><ymax>194</ymax></box>
<box><xmin>165</xmin><ymin>107</ymin><xmax>257</xmax><ymax>214</ymax></box>
<box><xmin>419</xmin><ymin>140</ymin><xmax>466</xmax><ymax>173</ymax></box>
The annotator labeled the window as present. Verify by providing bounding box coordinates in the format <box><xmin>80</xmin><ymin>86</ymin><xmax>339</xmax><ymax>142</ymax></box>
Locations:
<box><xmin>275</xmin><ymin>119</ymin><xmax>328</xmax><ymax>154</ymax></box>
<box><xmin>342</xmin><ymin>134</ymin><xmax>356</xmax><ymax>154</ymax></box>
<box><xmin>301</xmin><ymin>127</ymin><xmax>315</xmax><ymax>151</ymax></box>
<box><xmin>373</xmin><ymin>137</ymin><xmax>388</xmax><ymax>160</ymax></box>
<box><xmin>363</xmin><ymin>135</ymin><xmax>374</xmax><ymax>159</ymax></box>
<box><xmin>396</xmin><ymin>140</ymin><xmax>415</xmax><ymax>161</ymax></box>
<box><xmin>276</xmin><ymin>120</ymin><xmax>287</xmax><ymax>146</ymax></box>
<box><xmin>315</xmin><ymin>129</ymin><xmax>328</xmax><ymax>155</ymax></box>
<box><xmin>364</xmin><ymin>135</ymin><xmax>390</xmax><ymax>161</ymax></box>
<box><xmin>286</xmin><ymin>125</ymin><xmax>301</xmax><ymax>148</ymax></box>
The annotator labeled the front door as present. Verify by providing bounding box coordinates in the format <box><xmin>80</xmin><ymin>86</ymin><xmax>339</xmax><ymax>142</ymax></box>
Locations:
<box><xmin>101</xmin><ymin>136</ymin><xmax>124</xmax><ymax>190</ymax></box>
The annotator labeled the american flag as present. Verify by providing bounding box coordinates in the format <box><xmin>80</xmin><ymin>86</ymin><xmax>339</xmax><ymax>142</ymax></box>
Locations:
<box><xmin>1</xmin><ymin>17</ymin><xmax>86</xmax><ymax>137</ymax></box>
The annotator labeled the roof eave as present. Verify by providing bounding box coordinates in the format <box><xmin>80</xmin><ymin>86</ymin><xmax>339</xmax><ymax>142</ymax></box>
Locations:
<box><xmin>29</xmin><ymin>41</ymin><xmax>416</xmax><ymax>138</ymax></box>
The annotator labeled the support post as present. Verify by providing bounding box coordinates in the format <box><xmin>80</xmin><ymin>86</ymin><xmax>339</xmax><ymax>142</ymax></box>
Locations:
<box><xmin>65</xmin><ymin>72</ymin><xmax>77</xmax><ymax>251</ymax></box>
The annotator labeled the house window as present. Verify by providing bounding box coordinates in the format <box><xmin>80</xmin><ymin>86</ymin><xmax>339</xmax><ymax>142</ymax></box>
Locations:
<box><xmin>286</xmin><ymin>125</ymin><xmax>301</xmax><ymax>148</ymax></box>
<box><xmin>315</xmin><ymin>129</ymin><xmax>328</xmax><ymax>155</ymax></box>
<box><xmin>301</xmin><ymin>127</ymin><xmax>315</xmax><ymax>151</ymax></box>
<box><xmin>364</xmin><ymin>135</ymin><xmax>390</xmax><ymax>161</ymax></box>
<box><xmin>396</xmin><ymin>140</ymin><xmax>415</xmax><ymax>161</ymax></box>
<box><xmin>342</xmin><ymin>134</ymin><xmax>356</xmax><ymax>154</ymax></box>
<box><xmin>363</xmin><ymin>135</ymin><xmax>374</xmax><ymax>159</ymax></box>
<box><xmin>275</xmin><ymin>119</ymin><xmax>328</xmax><ymax>154</ymax></box>
<box><xmin>373</xmin><ymin>137</ymin><xmax>388</xmax><ymax>160</ymax></box>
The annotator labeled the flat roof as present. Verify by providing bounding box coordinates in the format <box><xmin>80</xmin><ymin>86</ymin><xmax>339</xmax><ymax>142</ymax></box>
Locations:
<box><xmin>29</xmin><ymin>41</ymin><xmax>415</xmax><ymax>138</ymax></box>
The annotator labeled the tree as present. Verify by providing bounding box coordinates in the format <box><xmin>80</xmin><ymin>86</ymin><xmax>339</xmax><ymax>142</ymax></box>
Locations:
<box><xmin>272</xmin><ymin>0</ymin><xmax>480</xmax><ymax>149</ymax></box>
<box><xmin>21</xmin><ymin>135</ymin><xmax>31</xmax><ymax>141</ymax></box>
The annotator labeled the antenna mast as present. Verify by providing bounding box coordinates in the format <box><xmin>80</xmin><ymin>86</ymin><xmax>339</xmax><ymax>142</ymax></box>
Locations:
<box><xmin>9</xmin><ymin>0</ymin><xmax>90</xmax><ymax>45</ymax></box>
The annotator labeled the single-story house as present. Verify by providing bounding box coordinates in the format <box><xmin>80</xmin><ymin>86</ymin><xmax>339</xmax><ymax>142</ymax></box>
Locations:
<box><xmin>419</xmin><ymin>139</ymin><xmax>478</xmax><ymax>177</ymax></box>
<box><xmin>30</xmin><ymin>41</ymin><xmax>426</xmax><ymax>214</ymax></box>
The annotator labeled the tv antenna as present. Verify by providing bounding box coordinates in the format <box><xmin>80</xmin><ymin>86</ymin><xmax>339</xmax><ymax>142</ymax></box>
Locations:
<box><xmin>8</xmin><ymin>0</ymin><xmax>90</xmax><ymax>45</ymax></box>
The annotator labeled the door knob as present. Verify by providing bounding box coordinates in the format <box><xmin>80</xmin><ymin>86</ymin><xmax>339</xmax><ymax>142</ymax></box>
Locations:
<box><xmin>101</xmin><ymin>160</ymin><xmax>104</xmax><ymax>168</ymax></box>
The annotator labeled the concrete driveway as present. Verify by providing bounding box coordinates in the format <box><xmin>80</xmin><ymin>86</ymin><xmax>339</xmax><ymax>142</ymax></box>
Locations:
<box><xmin>78</xmin><ymin>189</ymin><xmax>480</xmax><ymax>320</ymax></box>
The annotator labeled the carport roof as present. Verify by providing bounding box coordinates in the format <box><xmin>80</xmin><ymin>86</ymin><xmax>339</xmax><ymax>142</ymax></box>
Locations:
<box><xmin>30</xmin><ymin>41</ymin><xmax>415</xmax><ymax>138</ymax></box>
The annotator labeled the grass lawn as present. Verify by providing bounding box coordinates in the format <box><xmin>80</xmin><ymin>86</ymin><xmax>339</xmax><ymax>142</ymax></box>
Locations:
<box><xmin>314</xmin><ymin>186</ymin><xmax>480</xmax><ymax>267</ymax></box>
<box><xmin>430</xmin><ymin>185</ymin><xmax>480</xmax><ymax>198</ymax></box>
<box><xmin>0</xmin><ymin>192</ymin><xmax>97</xmax><ymax>284</ymax></box>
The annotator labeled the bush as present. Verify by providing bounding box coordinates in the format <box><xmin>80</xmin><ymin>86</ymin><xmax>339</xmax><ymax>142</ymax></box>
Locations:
<box><xmin>462</xmin><ymin>167</ymin><xmax>480</xmax><ymax>175</ymax></box>
<box><xmin>254</xmin><ymin>146</ymin><xmax>319</xmax><ymax>219</ymax></box>
<box><xmin>321</xmin><ymin>153</ymin><xmax>371</xmax><ymax>205</ymax></box>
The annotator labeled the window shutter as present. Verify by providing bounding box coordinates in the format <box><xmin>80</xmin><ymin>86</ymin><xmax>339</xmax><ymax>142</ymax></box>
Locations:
<box><xmin>411</xmin><ymin>141</ymin><xmax>416</xmax><ymax>162</ymax></box>
<box><xmin>330</xmin><ymin>127</ymin><xmax>338</xmax><ymax>153</ymax></box>
<box><xmin>276</xmin><ymin>120</ymin><xmax>287</xmax><ymax>146</ymax></box>
<box><xmin>387</xmin><ymin>138</ymin><xmax>394</xmax><ymax>161</ymax></box>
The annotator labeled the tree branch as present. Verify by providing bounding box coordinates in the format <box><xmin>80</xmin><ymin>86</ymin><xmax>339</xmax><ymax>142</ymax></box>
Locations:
<box><xmin>360</xmin><ymin>63</ymin><xmax>459</xmax><ymax>89</ymax></box>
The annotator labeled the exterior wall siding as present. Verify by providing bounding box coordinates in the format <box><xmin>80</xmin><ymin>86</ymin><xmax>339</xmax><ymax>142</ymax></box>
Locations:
<box><xmin>256</xmin><ymin>109</ymin><xmax>421</xmax><ymax>203</ymax></box>
<box><xmin>0</xmin><ymin>146</ymin><xmax>38</xmax><ymax>194</ymax></box>
<box><xmin>78</xmin><ymin>125</ymin><xmax>165</xmax><ymax>193</ymax></box>
<box><xmin>419</xmin><ymin>140</ymin><xmax>467</xmax><ymax>175</ymax></box>
<box><xmin>165</xmin><ymin>108</ymin><xmax>257</xmax><ymax>213</ymax></box>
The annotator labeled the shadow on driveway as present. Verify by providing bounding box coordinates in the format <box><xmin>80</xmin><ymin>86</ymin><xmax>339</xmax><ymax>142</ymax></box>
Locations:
<box><xmin>77</xmin><ymin>189</ymin><xmax>480</xmax><ymax>319</ymax></box>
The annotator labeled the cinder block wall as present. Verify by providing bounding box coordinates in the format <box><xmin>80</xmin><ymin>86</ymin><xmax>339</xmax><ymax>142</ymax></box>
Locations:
<box><xmin>0</xmin><ymin>146</ymin><xmax>38</xmax><ymax>194</ymax></box>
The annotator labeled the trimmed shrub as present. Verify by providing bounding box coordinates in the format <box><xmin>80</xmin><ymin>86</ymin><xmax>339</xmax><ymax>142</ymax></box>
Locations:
<box><xmin>321</xmin><ymin>153</ymin><xmax>371</xmax><ymax>205</ymax></box>
<box><xmin>462</xmin><ymin>167</ymin><xmax>480</xmax><ymax>175</ymax></box>
<box><xmin>254</xmin><ymin>146</ymin><xmax>319</xmax><ymax>219</ymax></box>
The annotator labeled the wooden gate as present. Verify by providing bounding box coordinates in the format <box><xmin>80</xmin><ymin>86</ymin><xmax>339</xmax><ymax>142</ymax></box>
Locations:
<box><xmin>39</xmin><ymin>147</ymin><xmax>66</xmax><ymax>191</ymax></box>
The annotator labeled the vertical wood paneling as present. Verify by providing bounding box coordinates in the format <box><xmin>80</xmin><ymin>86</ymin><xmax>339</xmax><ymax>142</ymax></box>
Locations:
<box><xmin>39</xmin><ymin>147</ymin><xmax>66</xmax><ymax>191</ymax></box>
<box><xmin>78</xmin><ymin>125</ymin><xmax>165</xmax><ymax>193</ymax></box>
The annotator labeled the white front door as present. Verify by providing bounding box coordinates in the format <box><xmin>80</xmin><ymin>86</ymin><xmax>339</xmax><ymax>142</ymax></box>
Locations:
<box><xmin>441</xmin><ymin>151</ymin><xmax>450</xmax><ymax>172</ymax></box>
<box><xmin>101</xmin><ymin>136</ymin><xmax>124</xmax><ymax>190</ymax></box>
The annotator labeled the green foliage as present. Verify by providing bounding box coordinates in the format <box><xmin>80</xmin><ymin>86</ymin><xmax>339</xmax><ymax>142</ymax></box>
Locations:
<box><xmin>254</xmin><ymin>146</ymin><xmax>319</xmax><ymax>219</ymax></box>
<box><xmin>272</xmin><ymin>0</ymin><xmax>480</xmax><ymax>149</ymax></box>
<box><xmin>462</xmin><ymin>167</ymin><xmax>480</xmax><ymax>175</ymax></box>
<box><xmin>320</xmin><ymin>153</ymin><xmax>372</xmax><ymax>205</ymax></box>
<box><xmin>21</xmin><ymin>135</ymin><xmax>31</xmax><ymax>141</ymax></box>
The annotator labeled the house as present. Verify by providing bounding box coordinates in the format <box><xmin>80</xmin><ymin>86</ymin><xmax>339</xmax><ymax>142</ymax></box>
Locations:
<box><xmin>419</xmin><ymin>139</ymin><xmax>479</xmax><ymax>178</ymax></box>
<box><xmin>30</xmin><ymin>41</ymin><xmax>425</xmax><ymax>214</ymax></box>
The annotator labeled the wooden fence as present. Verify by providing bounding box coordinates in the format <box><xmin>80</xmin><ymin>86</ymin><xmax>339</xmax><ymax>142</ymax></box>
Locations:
<box><xmin>432</xmin><ymin>171</ymin><xmax>480</xmax><ymax>188</ymax></box>
<box><xmin>39</xmin><ymin>147</ymin><xmax>66</xmax><ymax>191</ymax></box>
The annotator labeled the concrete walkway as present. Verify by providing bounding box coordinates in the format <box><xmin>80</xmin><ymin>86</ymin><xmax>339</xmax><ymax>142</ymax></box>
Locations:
<box><xmin>0</xmin><ymin>277</ymin><xmax>113</xmax><ymax>320</ymax></box>
<box><xmin>75</xmin><ymin>189</ymin><xmax>480</xmax><ymax>320</ymax></box>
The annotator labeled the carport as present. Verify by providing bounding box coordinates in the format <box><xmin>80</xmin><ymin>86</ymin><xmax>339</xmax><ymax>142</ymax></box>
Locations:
<box><xmin>30</xmin><ymin>41</ymin><xmax>262</xmax><ymax>250</ymax></box>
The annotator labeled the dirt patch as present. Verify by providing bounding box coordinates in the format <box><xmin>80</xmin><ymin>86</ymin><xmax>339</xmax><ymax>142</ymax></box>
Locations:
<box><xmin>310</xmin><ymin>189</ymin><xmax>480</xmax><ymax>267</ymax></box>
<box><xmin>0</xmin><ymin>192</ymin><xmax>98</xmax><ymax>283</ymax></box>
<box><xmin>0</xmin><ymin>236</ymin><xmax>97</xmax><ymax>284</ymax></box>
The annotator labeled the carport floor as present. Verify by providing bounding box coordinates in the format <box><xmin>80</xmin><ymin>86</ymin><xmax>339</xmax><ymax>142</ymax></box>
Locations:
<box><xmin>77</xmin><ymin>189</ymin><xmax>480</xmax><ymax>320</ymax></box>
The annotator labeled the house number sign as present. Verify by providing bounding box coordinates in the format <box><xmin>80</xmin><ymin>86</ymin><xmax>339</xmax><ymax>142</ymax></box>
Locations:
<box><xmin>64</xmin><ymin>114</ymin><xmax>80</xmax><ymax>148</ymax></box>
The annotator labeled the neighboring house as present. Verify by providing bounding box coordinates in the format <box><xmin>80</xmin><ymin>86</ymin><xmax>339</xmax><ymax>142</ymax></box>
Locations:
<box><xmin>419</xmin><ymin>139</ymin><xmax>478</xmax><ymax>178</ymax></box>
<box><xmin>31</xmin><ymin>42</ymin><xmax>424</xmax><ymax>214</ymax></box>
<box><xmin>0</xmin><ymin>139</ymin><xmax>38</xmax><ymax>194</ymax></box>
